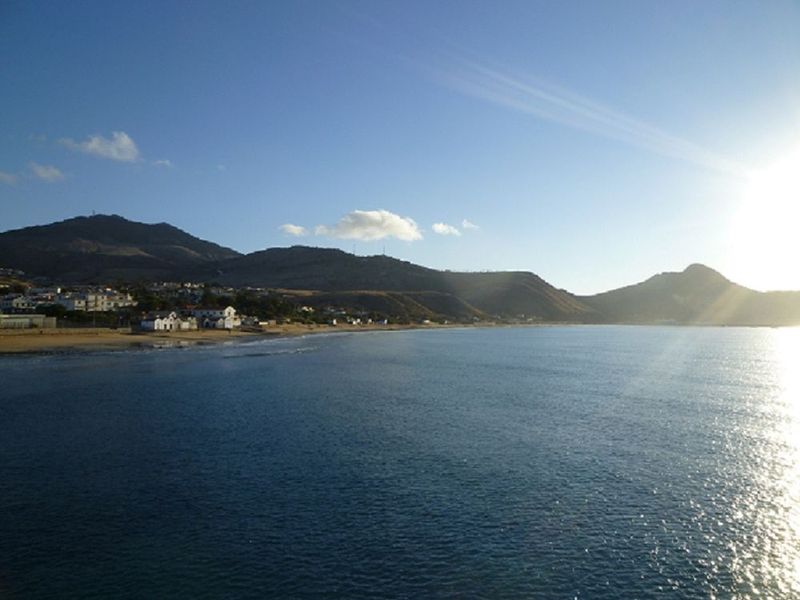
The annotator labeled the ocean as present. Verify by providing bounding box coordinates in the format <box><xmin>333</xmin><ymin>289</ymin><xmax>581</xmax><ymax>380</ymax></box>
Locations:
<box><xmin>1</xmin><ymin>326</ymin><xmax>798</xmax><ymax>598</ymax></box>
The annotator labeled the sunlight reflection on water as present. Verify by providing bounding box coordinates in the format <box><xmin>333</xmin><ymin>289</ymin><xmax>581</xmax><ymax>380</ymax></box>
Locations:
<box><xmin>724</xmin><ymin>327</ymin><xmax>800</xmax><ymax>598</ymax></box>
<box><xmin>772</xmin><ymin>327</ymin><xmax>800</xmax><ymax>596</ymax></box>
<box><xmin>3</xmin><ymin>326</ymin><xmax>800</xmax><ymax>598</ymax></box>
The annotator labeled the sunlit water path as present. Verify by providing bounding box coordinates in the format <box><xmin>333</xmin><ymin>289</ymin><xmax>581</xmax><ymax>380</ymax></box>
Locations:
<box><xmin>1</xmin><ymin>326</ymin><xmax>798</xmax><ymax>598</ymax></box>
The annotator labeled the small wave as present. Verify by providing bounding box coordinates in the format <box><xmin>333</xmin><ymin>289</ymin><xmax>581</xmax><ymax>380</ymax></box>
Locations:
<box><xmin>222</xmin><ymin>346</ymin><xmax>317</xmax><ymax>359</ymax></box>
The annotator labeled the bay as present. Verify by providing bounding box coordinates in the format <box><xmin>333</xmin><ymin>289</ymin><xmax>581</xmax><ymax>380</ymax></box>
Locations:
<box><xmin>1</xmin><ymin>326</ymin><xmax>799</xmax><ymax>598</ymax></box>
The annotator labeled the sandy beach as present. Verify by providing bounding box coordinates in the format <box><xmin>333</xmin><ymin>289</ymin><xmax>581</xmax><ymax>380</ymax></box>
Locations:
<box><xmin>0</xmin><ymin>322</ymin><xmax>454</xmax><ymax>354</ymax></box>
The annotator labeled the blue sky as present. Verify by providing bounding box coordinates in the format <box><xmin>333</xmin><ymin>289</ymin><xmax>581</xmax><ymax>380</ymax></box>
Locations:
<box><xmin>2</xmin><ymin>1</ymin><xmax>799</xmax><ymax>293</ymax></box>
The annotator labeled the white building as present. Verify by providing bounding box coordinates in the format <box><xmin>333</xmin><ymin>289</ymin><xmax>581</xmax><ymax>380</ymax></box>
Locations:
<box><xmin>140</xmin><ymin>312</ymin><xmax>198</xmax><ymax>332</ymax></box>
<box><xmin>140</xmin><ymin>311</ymin><xmax>178</xmax><ymax>331</ymax></box>
<box><xmin>55</xmin><ymin>290</ymin><xmax>136</xmax><ymax>312</ymax></box>
<box><xmin>0</xmin><ymin>294</ymin><xmax>35</xmax><ymax>312</ymax></box>
<box><xmin>177</xmin><ymin>315</ymin><xmax>198</xmax><ymax>331</ymax></box>
<box><xmin>191</xmin><ymin>306</ymin><xmax>240</xmax><ymax>330</ymax></box>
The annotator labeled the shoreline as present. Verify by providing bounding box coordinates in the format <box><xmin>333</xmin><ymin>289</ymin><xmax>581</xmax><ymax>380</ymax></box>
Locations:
<box><xmin>0</xmin><ymin>322</ymin><xmax>479</xmax><ymax>355</ymax></box>
<box><xmin>4</xmin><ymin>321</ymin><xmax>781</xmax><ymax>356</ymax></box>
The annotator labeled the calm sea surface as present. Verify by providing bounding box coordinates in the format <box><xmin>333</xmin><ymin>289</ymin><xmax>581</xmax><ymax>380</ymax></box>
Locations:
<box><xmin>1</xmin><ymin>326</ymin><xmax>799</xmax><ymax>599</ymax></box>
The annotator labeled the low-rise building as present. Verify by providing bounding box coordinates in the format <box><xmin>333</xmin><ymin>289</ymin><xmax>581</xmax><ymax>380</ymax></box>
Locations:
<box><xmin>55</xmin><ymin>290</ymin><xmax>136</xmax><ymax>312</ymax></box>
<box><xmin>0</xmin><ymin>314</ymin><xmax>56</xmax><ymax>329</ymax></box>
<box><xmin>191</xmin><ymin>306</ymin><xmax>240</xmax><ymax>329</ymax></box>
<box><xmin>140</xmin><ymin>311</ymin><xmax>198</xmax><ymax>332</ymax></box>
<box><xmin>240</xmin><ymin>315</ymin><xmax>260</xmax><ymax>328</ymax></box>
<box><xmin>139</xmin><ymin>311</ymin><xmax>177</xmax><ymax>331</ymax></box>
<box><xmin>55</xmin><ymin>295</ymin><xmax>86</xmax><ymax>311</ymax></box>
<box><xmin>0</xmin><ymin>294</ymin><xmax>36</xmax><ymax>312</ymax></box>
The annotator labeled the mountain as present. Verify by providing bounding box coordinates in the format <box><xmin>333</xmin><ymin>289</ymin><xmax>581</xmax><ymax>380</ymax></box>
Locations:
<box><xmin>3</xmin><ymin>215</ymin><xmax>799</xmax><ymax>325</ymax></box>
<box><xmin>0</xmin><ymin>216</ymin><xmax>594</xmax><ymax>322</ymax></box>
<box><xmin>199</xmin><ymin>246</ymin><xmax>595</xmax><ymax>321</ymax></box>
<box><xmin>581</xmin><ymin>264</ymin><xmax>800</xmax><ymax>326</ymax></box>
<box><xmin>0</xmin><ymin>214</ymin><xmax>240</xmax><ymax>282</ymax></box>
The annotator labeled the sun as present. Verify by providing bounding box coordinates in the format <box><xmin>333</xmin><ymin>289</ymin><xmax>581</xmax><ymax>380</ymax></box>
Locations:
<box><xmin>728</xmin><ymin>145</ymin><xmax>800</xmax><ymax>291</ymax></box>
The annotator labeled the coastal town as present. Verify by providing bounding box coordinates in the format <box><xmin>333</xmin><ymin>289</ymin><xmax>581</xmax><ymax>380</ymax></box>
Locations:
<box><xmin>0</xmin><ymin>271</ymin><xmax>392</xmax><ymax>334</ymax></box>
<box><xmin>0</xmin><ymin>266</ymin><xmax>412</xmax><ymax>355</ymax></box>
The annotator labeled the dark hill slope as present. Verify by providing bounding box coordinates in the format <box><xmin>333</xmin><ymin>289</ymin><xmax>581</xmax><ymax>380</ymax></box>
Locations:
<box><xmin>204</xmin><ymin>246</ymin><xmax>595</xmax><ymax>321</ymax></box>
<box><xmin>442</xmin><ymin>271</ymin><xmax>590</xmax><ymax>320</ymax></box>
<box><xmin>581</xmin><ymin>264</ymin><xmax>800</xmax><ymax>325</ymax></box>
<box><xmin>0</xmin><ymin>215</ymin><xmax>240</xmax><ymax>282</ymax></box>
<box><xmin>283</xmin><ymin>290</ymin><xmax>488</xmax><ymax>322</ymax></box>
<box><xmin>206</xmin><ymin>246</ymin><xmax>438</xmax><ymax>291</ymax></box>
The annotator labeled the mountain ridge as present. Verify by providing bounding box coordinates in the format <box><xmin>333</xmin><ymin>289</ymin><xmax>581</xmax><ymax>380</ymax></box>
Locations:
<box><xmin>2</xmin><ymin>214</ymin><xmax>799</xmax><ymax>325</ymax></box>
<box><xmin>0</xmin><ymin>214</ymin><xmax>240</xmax><ymax>282</ymax></box>
<box><xmin>199</xmin><ymin>244</ymin><xmax>594</xmax><ymax>321</ymax></box>
<box><xmin>580</xmin><ymin>264</ymin><xmax>800</xmax><ymax>326</ymax></box>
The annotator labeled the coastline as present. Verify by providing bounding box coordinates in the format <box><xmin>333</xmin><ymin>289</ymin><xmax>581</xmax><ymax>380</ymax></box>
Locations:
<box><xmin>3</xmin><ymin>322</ymin><xmax>784</xmax><ymax>355</ymax></box>
<box><xmin>0</xmin><ymin>322</ymin><xmax>472</xmax><ymax>355</ymax></box>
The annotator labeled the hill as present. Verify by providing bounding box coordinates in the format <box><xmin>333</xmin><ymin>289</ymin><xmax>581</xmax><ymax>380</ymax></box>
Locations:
<box><xmin>0</xmin><ymin>214</ymin><xmax>240</xmax><ymax>282</ymax></box>
<box><xmin>0</xmin><ymin>216</ymin><xmax>594</xmax><ymax>322</ymax></box>
<box><xmin>200</xmin><ymin>246</ymin><xmax>594</xmax><ymax>321</ymax></box>
<box><xmin>581</xmin><ymin>264</ymin><xmax>800</xmax><ymax>326</ymax></box>
<box><xmin>3</xmin><ymin>215</ymin><xmax>799</xmax><ymax>325</ymax></box>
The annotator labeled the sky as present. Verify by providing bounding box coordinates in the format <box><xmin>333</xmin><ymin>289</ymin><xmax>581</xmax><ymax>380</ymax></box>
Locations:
<box><xmin>2</xmin><ymin>0</ymin><xmax>800</xmax><ymax>293</ymax></box>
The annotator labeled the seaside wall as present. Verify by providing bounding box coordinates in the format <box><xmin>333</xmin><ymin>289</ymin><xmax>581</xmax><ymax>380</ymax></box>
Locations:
<box><xmin>0</xmin><ymin>325</ymin><xmax>131</xmax><ymax>335</ymax></box>
<box><xmin>0</xmin><ymin>314</ymin><xmax>56</xmax><ymax>329</ymax></box>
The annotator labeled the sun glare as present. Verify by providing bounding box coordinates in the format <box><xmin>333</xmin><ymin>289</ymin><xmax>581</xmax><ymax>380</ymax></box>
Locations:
<box><xmin>729</xmin><ymin>146</ymin><xmax>800</xmax><ymax>291</ymax></box>
<box><xmin>771</xmin><ymin>327</ymin><xmax>800</xmax><ymax>592</ymax></box>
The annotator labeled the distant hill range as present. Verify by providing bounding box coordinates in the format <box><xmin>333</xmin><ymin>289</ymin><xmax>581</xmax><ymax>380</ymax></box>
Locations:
<box><xmin>199</xmin><ymin>245</ymin><xmax>591</xmax><ymax>321</ymax></box>
<box><xmin>2</xmin><ymin>215</ymin><xmax>799</xmax><ymax>325</ymax></box>
<box><xmin>580</xmin><ymin>263</ymin><xmax>800</xmax><ymax>326</ymax></box>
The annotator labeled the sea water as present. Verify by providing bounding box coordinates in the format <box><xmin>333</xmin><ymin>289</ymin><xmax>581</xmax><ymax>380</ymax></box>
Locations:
<box><xmin>1</xmin><ymin>326</ymin><xmax>799</xmax><ymax>598</ymax></box>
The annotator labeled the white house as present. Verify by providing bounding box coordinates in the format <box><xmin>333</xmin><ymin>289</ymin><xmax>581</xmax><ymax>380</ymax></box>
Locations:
<box><xmin>140</xmin><ymin>312</ymin><xmax>199</xmax><ymax>332</ymax></box>
<box><xmin>191</xmin><ymin>306</ymin><xmax>240</xmax><ymax>330</ymax></box>
<box><xmin>177</xmin><ymin>315</ymin><xmax>198</xmax><ymax>331</ymax></box>
<box><xmin>140</xmin><ymin>311</ymin><xmax>178</xmax><ymax>331</ymax></box>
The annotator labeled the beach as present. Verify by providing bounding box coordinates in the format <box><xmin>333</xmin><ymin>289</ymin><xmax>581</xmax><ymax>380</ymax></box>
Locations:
<box><xmin>0</xmin><ymin>322</ymin><xmax>452</xmax><ymax>354</ymax></box>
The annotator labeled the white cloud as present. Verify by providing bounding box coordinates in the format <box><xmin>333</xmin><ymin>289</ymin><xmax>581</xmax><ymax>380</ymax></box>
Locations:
<box><xmin>60</xmin><ymin>131</ymin><xmax>140</xmax><ymax>162</ymax></box>
<box><xmin>315</xmin><ymin>209</ymin><xmax>423</xmax><ymax>241</ymax></box>
<box><xmin>462</xmin><ymin>218</ymin><xmax>479</xmax><ymax>230</ymax></box>
<box><xmin>0</xmin><ymin>170</ymin><xmax>17</xmax><ymax>185</ymax></box>
<box><xmin>29</xmin><ymin>162</ymin><xmax>64</xmax><ymax>182</ymax></box>
<box><xmin>152</xmin><ymin>159</ymin><xmax>173</xmax><ymax>168</ymax></box>
<box><xmin>432</xmin><ymin>222</ymin><xmax>461</xmax><ymax>236</ymax></box>
<box><xmin>280</xmin><ymin>223</ymin><xmax>308</xmax><ymax>236</ymax></box>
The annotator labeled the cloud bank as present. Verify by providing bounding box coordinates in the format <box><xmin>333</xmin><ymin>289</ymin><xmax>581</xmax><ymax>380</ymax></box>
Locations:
<box><xmin>315</xmin><ymin>210</ymin><xmax>422</xmax><ymax>241</ymax></box>
<box><xmin>280</xmin><ymin>223</ymin><xmax>308</xmax><ymax>237</ymax></box>
<box><xmin>432</xmin><ymin>222</ymin><xmax>461</xmax><ymax>236</ymax></box>
<box><xmin>29</xmin><ymin>162</ymin><xmax>64</xmax><ymax>182</ymax></box>
<box><xmin>60</xmin><ymin>131</ymin><xmax>140</xmax><ymax>162</ymax></box>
